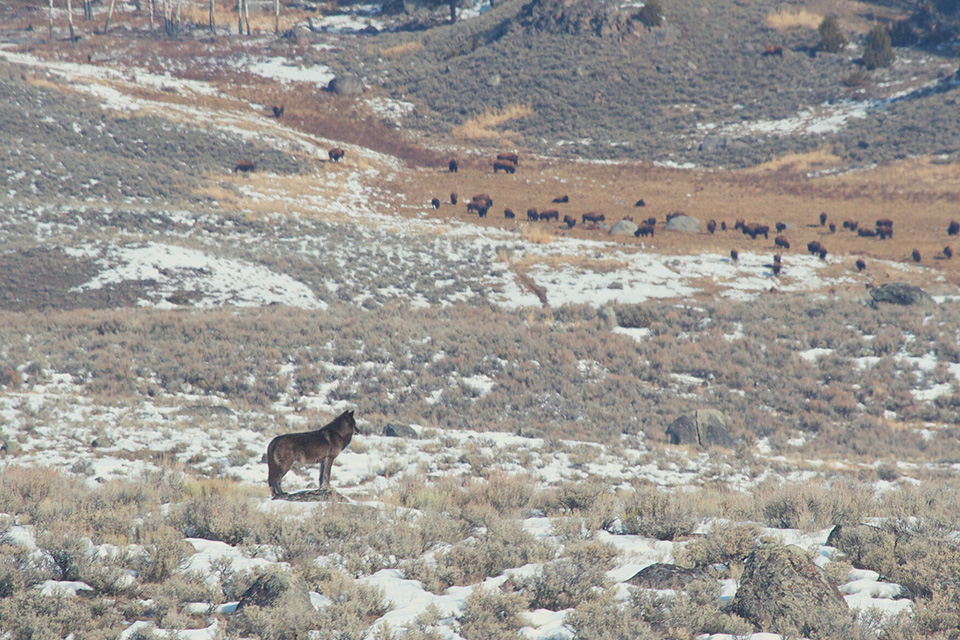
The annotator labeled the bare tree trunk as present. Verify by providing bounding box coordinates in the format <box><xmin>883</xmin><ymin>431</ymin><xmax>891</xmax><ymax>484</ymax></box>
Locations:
<box><xmin>449</xmin><ymin>0</ymin><xmax>457</xmax><ymax>23</ymax></box>
<box><xmin>176</xmin><ymin>0</ymin><xmax>181</xmax><ymax>28</ymax></box>
<box><xmin>66</xmin><ymin>0</ymin><xmax>77</xmax><ymax>41</ymax></box>
<box><xmin>237</xmin><ymin>0</ymin><xmax>242</xmax><ymax>34</ymax></box>
<box><xmin>209</xmin><ymin>0</ymin><xmax>215</xmax><ymax>32</ymax></box>
<box><xmin>274</xmin><ymin>0</ymin><xmax>279</xmax><ymax>33</ymax></box>
<box><xmin>104</xmin><ymin>0</ymin><xmax>117</xmax><ymax>32</ymax></box>
<box><xmin>149</xmin><ymin>0</ymin><xmax>155</xmax><ymax>30</ymax></box>
<box><xmin>48</xmin><ymin>0</ymin><xmax>54</xmax><ymax>40</ymax></box>
<box><xmin>243</xmin><ymin>0</ymin><xmax>250</xmax><ymax>35</ymax></box>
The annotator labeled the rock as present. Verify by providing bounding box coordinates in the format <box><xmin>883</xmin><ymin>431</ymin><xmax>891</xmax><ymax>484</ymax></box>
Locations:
<box><xmin>516</xmin><ymin>426</ymin><xmax>548</xmax><ymax>439</ymax></box>
<box><xmin>664</xmin><ymin>215</ymin><xmax>702</xmax><ymax>232</ymax></box>
<box><xmin>609</xmin><ymin>219</ymin><xmax>639</xmax><ymax>235</ymax></box>
<box><xmin>869</xmin><ymin>282</ymin><xmax>933</xmax><ymax>307</ymax></box>
<box><xmin>597</xmin><ymin>305</ymin><xmax>617</xmax><ymax>330</ymax></box>
<box><xmin>731</xmin><ymin>544</ymin><xmax>848</xmax><ymax>636</ymax></box>
<box><xmin>666</xmin><ymin>409</ymin><xmax>733</xmax><ymax>448</ymax></box>
<box><xmin>626</xmin><ymin>563</ymin><xmax>711</xmax><ymax>589</ymax></box>
<box><xmin>382</xmin><ymin>423</ymin><xmax>418</xmax><ymax>439</ymax></box>
<box><xmin>327</xmin><ymin>75</ymin><xmax>364</xmax><ymax>95</ymax></box>
<box><xmin>235</xmin><ymin>571</ymin><xmax>311</xmax><ymax>612</ymax></box>
<box><xmin>699</xmin><ymin>136</ymin><xmax>727</xmax><ymax>152</ymax></box>
<box><xmin>90</xmin><ymin>436</ymin><xmax>113</xmax><ymax>448</ymax></box>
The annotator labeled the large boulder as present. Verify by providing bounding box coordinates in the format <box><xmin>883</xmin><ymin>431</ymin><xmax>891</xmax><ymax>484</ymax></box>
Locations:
<box><xmin>731</xmin><ymin>545</ymin><xmax>848</xmax><ymax>636</ymax></box>
<box><xmin>609</xmin><ymin>219</ymin><xmax>638</xmax><ymax>235</ymax></box>
<box><xmin>626</xmin><ymin>563</ymin><xmax>711</xmax><ymax>589</ymax></box>
<box><xmin>382</xmin><ymin>423</ymin><xmax>419</xmax><ymax>439</ymax></box>
<box><xmin>869</xmin><ymin>282</ymin><xmax>933</xmax><ymax>307</ymax></box>
<box><xmin>327</xmin><ymin>75</ymin><xmax>364</xmax><ymax>95</ymax></box>
<box><xmin>666</xmin><ymin>409</ymin><xmax>733</xmax><ymax>448</ymax></box>
<box><xmin>664</xmin><ymin>215</ymin><xmax>702</xmax><ymax>232</ymax></box>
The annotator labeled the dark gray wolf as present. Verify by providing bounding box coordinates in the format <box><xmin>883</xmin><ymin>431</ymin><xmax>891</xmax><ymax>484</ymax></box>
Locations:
<box><xmin>267</xmin><ymin>410</ymin><xmax>358</xmax><ymax>498</ymax></box>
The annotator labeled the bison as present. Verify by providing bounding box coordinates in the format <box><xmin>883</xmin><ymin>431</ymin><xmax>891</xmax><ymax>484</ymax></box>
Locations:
<box><xmin>707</xmin><ymin>219</ymin><xmax>717</xmax><ymax>234</ymax></box>
<box><xmin>451</xmin><ymin>192</ymin><xmax>458</xmax><ymax>205</ymax></box>
<box><xmin>819</xmin><ymin>212</ymin><xmax>828</xmax><ymax>227</ymax></box>
<box><xmin>646</xmin><ymin>217</ymin><xmax>656</xmax><ymax>226</ymax></box>
<box><xmin>807</xmin><ymin>240</ymin><xmax>822</xmax><ymax>255</ymax></box>
<box><xmin>876</xmin><ymin>218</ymin><xmax>894</xmax><ymax>229</ymax></box>
<box><xmin>774</xmin><ymin>235</ymin><xmax>790</xmax><ymax>249</ymax></box>
<box><xmin>431</xmin><ymin>198</ymin><xmax>440</xmax><ymax>209</ymax></box>
<box><xmin>945</xmin><ymin>246</ymin><xmax>953</xmax><ymax>259</ymax></box>
<box><xmin>552</xmin><ymin>195</ymin><xmax>569</xmax><ymax>204</ymax></box>
<box><xmin>493</xmin><ymin>160</ymin><xmax>516</xmax><ymax>174</ymax></box>
<box><xmin>743</xmin><ymin>223</ymin><xmax>769</xmax><ymax>239</ymax></box>
<box><xmin>773</xmin><ymin>254</ymin><xmax>782</xmax><ymax>264</ymax></box>
<box><xmin>730</xmin><ymin>249</ymin><xmax>739</xmax><ymax>262</ymax></box>
<box><xmin>856</xmin><ymin>258</ymin><xmax>866</xmax><ymax>272</ymax></box>
<box><xmin>563</xmin><ymin>215</ymin><xmax>576</xmax><ymax>228</ymax></box>
<box><xmin>912</xmin><ymin>249</ymin><xmax>921</xmax><ymax>262</ymax></box>
<box><xmin>471</xmin><ymin>194</ymin><xmax>493</xmax><ymax>206</ymax></box>
<box><xmin>466</xmin><ymin>202</ymin><xmax>487</xmax><ymax>215</ymax></box>
<box><xmin>635</xmin><ymin>199</ymin><xmax>646</xmax><ymax>207</ymax></box>
<box><xmin>763</xmin><ymin>44</ymin><xmax>784</xmax><ymax>56</ymax></box>
<box><xmin>772</xmin><ymin>263</ymin><xmax>782</xmax><ymax>276</ymax></box>
<box><xmin>819</xmin><ymin>248</ymin><xmax>828</xmax><ymax>260</ymax></box>
<box><xmin>328</xmin><ymin>147</ymin><xmax>345</xmax><ymax>162</ymax></box>
<box><xmin>776</xmin><ymin>222</ymin><xmax>787</xmax><ymax>234</ymax></box>
<box><xmin>497</xmin><ymin>152</ymin><xmax>519</xmax><ymax>165</ymax></box>
<box><xmin>582</xmin><ymin>212</ymin><xmax>605</xmax><ymax>224</ymax></box>
<box><xmin>878</xmin><ymin>225</ymin><xmax>893</xmax><ymax>240</ymax></box>
<box><xmin>829</xmin><ymin>223</ymin><xmax>836</xmax><ymax>233</ymax></box>
<box><xmin>858</xmin><ymin>228</ymin><xmax>878</xmax><ymax>238</ymax></box>
<box><xmin>449</xmin><ymin>159</ymin><xmax>458</xmax><ymax>173</ymax></box>
<box><xmin>272</xmin><ymin>104</ymin><xmax>284</xmax><ymax>119</ymax></box>
<box><xmin>721</xmin><ymin>221</ymin><xmax>727</xmax><ymax>231</ymax></box>
<box><xmin>540</xmin><ymin>210</ymin><xmax>559</xmax><ymax>221</ymax></box>
<box><xmin>505</xmin><ymin>208</ymin><xmax>515</xmax><ymax>219</ymax></box>
<box><xmin>949</xmin><ymin>221</ymin><xmax>960</xmax><ymax>236</ymax></box>
<box><xmin>234</xmin><ymin>161</ymin><xmax>256</xmax><ymax>173</ymax></box>
<box><xmin>527</xmin><ymin>208</ymin><xmax>539</xmax><ymax>221</ymax></box>
<box><xmin>843</xmin><ymin>219</ymin><xmax>859</xmax><ymax>231</ymax></box>
<box><xmin>635</xmin><ymin>223</ymin><xmax>655</xmax><ymax>238</ymax></box>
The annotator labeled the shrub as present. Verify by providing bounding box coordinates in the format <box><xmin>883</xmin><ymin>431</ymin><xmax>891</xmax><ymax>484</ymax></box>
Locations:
<box><xmin>620</xmin><ymin>486</ymin><xmax>696</xmax><ymax>540</ymax></box>
<box><xmin>632</xmin><ymin>0</ymin><xmax>664</xmax><ymax>28</ymax></box>
<box><xmin>675</xmin><ymin>522</ymin><xmax>765</xmax><ymax>569</ymax></box>
<box><xmin>889</xmin><ymin>19</ymin><xmax>919</xmax><ymax>46</ymax></box>
<box><xmin>863</xmin><ymin>25</ymin><xmax>894</xmax><ymax>70</ymax></box>
<box><xmin>519</xmin><ymin>540</ymin><xmax>618</xmax><ymax>611</ymax></box>
<box><xmin>135</xmin><ymin>523</ymin><xmax>193</xmax><ymax>583</ymax></box>
<box><xmin>818</xmin><ymin>15</ymin><xmax>848</xmax><ymax>53</ymax></box>
<box><xmin>564</xmin><ymin>589</ymin><xmax>656</xmax><ymax>640</ymax></box>
<box><xmin>456</xmin><ymin>586</ymin><xmax>528</xmax><ymax>640</ymax></box>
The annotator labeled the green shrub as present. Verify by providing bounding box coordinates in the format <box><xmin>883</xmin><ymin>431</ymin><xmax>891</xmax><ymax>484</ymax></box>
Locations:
<box><xmin>863</xmin><ymin>25</ymin><xmax>894</xmax><ymax>70</ymax></box>
<box><xmin>818</xmin><ymin>15</ymin><xmax>848</xmax><ymax>53</ymax></box>
<box><xmin>633</xmin><ymin>0</ymin><xmax>664</xmax><ymax>28</ymax></box>
<box><xmin>456</xmin><ymin>587</ymin><xmax>528</xmax><ymax>640</ymax></box>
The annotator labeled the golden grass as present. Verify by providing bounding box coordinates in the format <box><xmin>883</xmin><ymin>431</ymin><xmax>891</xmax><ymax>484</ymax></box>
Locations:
<box><xmin>367</xmin><ymin>41</ymin><xmax>425</xmax><ymax>58</ymax></box>
<box><xmin>452</xmin><ymin>104</ymin><xmax>534</xmax><ymax>141</ymax></box>
<box><xmin>513</xmin><ymin>254</ymin><xmax>628</xmax><ymax>273</ymax></box>
<box><xmin>520</xmin><ymin>224</ymin><xmax>555</xmax><ymax>244</ymax></box>
<box><xmin>178</xmin><ymin>0</ymin><xmax>308</xmax><ymax>33</ymax></box>
<box><xmin>745</xmin><ymin>149</ymin><xmax>843</xmax><ymax>174</ymax></box>
<box><xmin>766</xmin><ymin>8</ymin><xmax>823</xmax><ymax>30</ymax></box>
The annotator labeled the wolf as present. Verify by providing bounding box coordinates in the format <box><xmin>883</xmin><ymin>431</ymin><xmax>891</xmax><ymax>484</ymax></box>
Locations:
<box><xmin>266</xmin><ymin>410</ymin><xmax>358</xmax><ymax>498</ymax></box>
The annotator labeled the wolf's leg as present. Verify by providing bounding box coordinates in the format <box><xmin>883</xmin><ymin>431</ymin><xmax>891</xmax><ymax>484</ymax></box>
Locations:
<box><xmin>317</xmin><ymin>459</ymin><xmax>326</xmax><ymax>487</ymax></box>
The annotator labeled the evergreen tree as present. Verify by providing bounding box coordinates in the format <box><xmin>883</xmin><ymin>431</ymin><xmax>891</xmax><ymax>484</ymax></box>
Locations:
<box><xmin>863</xmin><ymin>24</ymin><xmax>894</xmax><ymax>70</ymax></box>
<box><xmin>817</xmin><ymin>15</ymin><xmax>847</xmax><ymax>53</ymax></box>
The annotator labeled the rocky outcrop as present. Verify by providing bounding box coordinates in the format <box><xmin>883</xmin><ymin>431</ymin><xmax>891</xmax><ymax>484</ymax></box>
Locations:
<box><xmin>666</xmin><ymin>409</ymin><xmax>733</xmax><ymax>447</ymax></box>
<box><xmin>608</xmin><ymin>219</ymin><xmax>639</xmax><ymax>235</ymax></box>
<box><xmin>327</xmin><ymin>75</ymin><xmax>364</xmax><ymax>95</ymax></box>
<box><xmin>626</xmin><ymin>563</ymin><xmax>711</xmax><ymax>589</ymax></box>
<box><xmin>869</xmin><ymin>282</ymin><xmax>933</xmax><ymax>307</ymax></box>
<box><xmin>382</xmin><ymin>423</ymin><xmax>419</xmax><ymax>439</ymax></box>
<box><xmin>664</xmin><ymin>215</ymin><xmax>702</xmax><ymax>232</ymax></box>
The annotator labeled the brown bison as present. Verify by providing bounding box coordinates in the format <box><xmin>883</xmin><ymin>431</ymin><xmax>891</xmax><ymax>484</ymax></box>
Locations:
<box><xmin>819</xmin><ymin>212</ymin><xmax>827</xmax><ymax>226</ymax></box>
<box><xmin>829</xmin><ymin>223</ymin><xmax>836</xmax><ymax>233</ymax></box>
<box><xmin>540</xmin><ymin>210</ymin><xmax>559</xmax><ymax>221</ymax></box>
<box><xmin>876</xmin><ymin>218</ymin><xmax>894</xmax><ymax>229</ymax></box>
<box><xmin>497</xmin><ymin>152</ymin><xmax>519</xmax><ymax>165</ymax></box>
<box><xmin>451</xmin><ymin>192</ymin><xmax>458</xmax><ymax>205</ymax></box>
<box><xmin>552</xmin><ymin>195</ymin><xmax>569</xmax><ymax>204</ymax></box>
<box><xmin>646</xmin><ymin>217</ymin><xmax>656</xmax><ymax>226</ymax></box>
<box><xmin>945</xmin><ymin>246</ymin><xmax>953</xmax><ymax>259</ymax></box>
<box><xmin>328</xmin><ymin>147</ymin><xmax>345</xmax><ymax>162</ymax></box>
<box><xmin>527</xmin><ymin>208</ymin><xmax>539</xmax><ymax>221</ymax></box>
<box><xmin>773</xmin><ymin>254</ymin><xmax>782</xmax><ymax>264</ymax></box>
<box><xmin>856</xmin><ymin>258</ymin><xmax>866</xmax><ymax>272</ymax></box>
<box><xmin>772</xmin><ymin>263</ymin><xmax>782</xmax><ymax>276</ymax></box>
<box><xmin>775</xmin><ymin>222</ymin><xmax>787</xmax><ymax>234</ymax></box>
<box><xmin>912</xmin><ymin>249</ymin><xmax>921</xmax><ymax>262</ymax></box>
<box><xmin>878</xmin><ymin>225</ymin><xmax>893</xmax><ymax>240</ymax></box>
<box><xmin>431</xmin><ymin>198</ymin><xmax>440</xmax><ymax>209</ymax></box>
<box><xmin>743</xmin><ymin>223</ymin><xmax>769</xmax><ymax>239</ymax></box>
<box><xmin>807</xmin><ymin>240</ymin><xmax>822</xmax><ymax>255</ymax></box>
<box><xmin>466</xmin><ymin>202</ymin><xmax>489</xmax><ymax>215</ymax></box>
<box><xmin>471</xmin><ymin>194</ymin><xmax>492</xmax><ymax>206</ymax></box>
<box><xmin>449</xmin><ymin>159</ymin><xmax>458</xmax><ymax>173</ymax></box>
<box><xmin>635</xmin><ymin>199</ymin><xmax>646</xmax><ymax>207</ymax></box>
<box><xmin>493</xmin><ymin>160</ymin><xmax>516</xmax><ymax>174</ymax></box>
<box><xmin>563</xmin><ymin>215</ymin><xmax>576</xmax><ymax>228</ymax></box>
<box><xmin>734</xmin><ymin>218</ymin><xmax>746</xmax><ymax>231</ymax></box>
<box><xmin>234</xmin><ymin>161</ymin><xmax>256</xmax><ymax>173</ymax></box>
<box><xmin>505</xmin><ymin>208</ymin><xmax>515</xmax><ymax>219</ymax></box>
<box><xmin>730</xmin><ymin>249</ymin><xmax>739</xmax><ymax>261</ymax></box>
<box><xmin>272</xmin><ymin>104</ymin><xmax>284</xmax><ymax>119</ymax></box>
<box><xmin>774</xmin><ymin>235</ymin><xmax>790</xmax><ymax>249</ymax></box>
<box><xmin>843</xmin><ymin>219</ymin><xmax>859</xmax><ymax>231</ymax></box>
<box><xmin>582</xmin><ymin>212</ymin><xmax>605</xmax><ymax>224</ymax></box>
<box><xmin>763</xmin><ymin>44</ymin><xmax>784</xmax><ymax>56</ymax></box>
<box><xmin>949</xmin><ymin>221</ymin><xmax>960</xmax><ymax>236</ymax></box>
<box><xmin>634</xmin><ymin>223</ymin><xmax>655</xmax><ymax>238</ymax></box>
<box><xmin>707</xmin><ymin>219</ymin><xmax>717</xmax><ymax>234</ymax></box>
<box><xmin>819</xmin><ymin>248</ymin><xmax>828</xmax><ymax>260</ymax></box>
<box><xmin>858</xmin><ymin>228</ymin><xmax>878</xmax><ymax>238</ymax></box>
<box><xmin>721</xmin><ymin>221</ymin><xmax>727</xmax><ymax>231</ymax></box>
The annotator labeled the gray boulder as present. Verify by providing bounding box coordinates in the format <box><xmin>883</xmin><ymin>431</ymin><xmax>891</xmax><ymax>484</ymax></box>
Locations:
<box><xmin>609</xmin><ymin>219</ymin><xmax>638</xmax><ymax>235</ymax></box>
<box><xmin>666</xmin><ymin>409</ymin><xmax>733</xmax><ymax>448</ymax></box>
<box><xmin>731</xmin><ymin>545</ymin><xmax>848</xmax><ymax>636</ymax></box>
<box><xmin>869</xmin><ymin>282</ymin><xmax>933</xmax><ymax>307</ymax></box>
<box><xmin>382</xmin><ymin>423</ymin><xmax>418</xmax><ymax>439</ymax></box>
<box><xmin>327</xmin><ymin>75</ymin><xmax>364</xmax><ymax>95</ymax></box>
<box><xmin>664</xmin><ymin>215</ymin><xmax>701</xmax><ymax>232</ymax></box>
<box><xmin>627</xmin><ymin>563</ymin><xmax>711</xmax><ymax>589</ymax></box>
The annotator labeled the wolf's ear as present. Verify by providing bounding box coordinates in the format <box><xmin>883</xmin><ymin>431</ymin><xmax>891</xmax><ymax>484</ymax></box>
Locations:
<box><xmin>348</xmin><ymin>410</ymin><xmax>355</xmax><ymax>416</ymax></box>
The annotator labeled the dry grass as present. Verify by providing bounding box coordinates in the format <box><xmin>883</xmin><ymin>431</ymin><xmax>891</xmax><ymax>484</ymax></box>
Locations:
<box><xmin>452</xmin><ymin>105</ymin><xmax>534</xmax><ymax>141</ymax></box>
<box><xmin>520</xmin><ymin>224</ymin><xmax>555</xmax><ymax>244</ymax></box>
<box><xmin>766</xmin><ymin>8</ymin><xmax>823</xmax><ymax>30</ymax></box>
<box><xmin>746</xmin><ymin>149</ymin><xmax>843</xmax><ymax>174</ymax></box>
<box><xmin>513</xmin><ymin>255</ymin><xmax>628</xmax><ymax>273</ymax></box>
<box><xmin>178</xmin><ymin>0</ymin><xmax>310</xmax><ymax>34</ymax></box>
<box><xmin>368</xmin><ymin>41</ymin><xmax>425</xmax><ymax>58</ymax></box>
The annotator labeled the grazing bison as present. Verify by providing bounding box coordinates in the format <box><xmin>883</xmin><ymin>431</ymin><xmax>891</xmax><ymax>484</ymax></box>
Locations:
<box><xmin>707</xmin><ymin>219</ymin><xmax>717</xmax><ymax>234</ymax></box>
<box><xmin>819</xmin><ymin>212</ymin><xmax>828</xmax><ymax>226</ymax></box>
<box><xmin>878</xmin><ymin>225</ymin><xmax>893</xmax><ymax>240</ymax></box>
<box><xmin>234</xmin><ymin>161</ymin><xmax>256</xmax><ymax>173</ymax></box>
<box><xmin>451</xmin><ymin>192</ymin><xmax>458</xmax><ymax>205</ymax></box>
<box><xmin>582</xmin><ymin>212</ymin><xmax>605</xmax><ymax>224</ymax></box>
<box><xmin>466</xmin><ymin>202</ymin><xmax>484</xmax><ymax>214</ymax></box>
<box><xmin>912</xmin><ymin>249</ymin><xmax>921</xmax><ymax>262</ymax></box>
<box><xmin>807</xmin><ymin>240</ymin><xmax>822</xmax><ymax>255</ymax></box>
<box><xmin>829</xmin><ymin>223</ymin><xmax>836</xmax><ymax>233</ymax></box>
<box><xmin>552</xmin><ymin>195</ymin><xmax>569</xmax><ymax>204</ymax></box>
<box><xmin>493</xmin><ymin>160</ymin><xmax>516</xmax><ymax>174</ymax></box>
<box><xmin>734</xmin><ymin>219</ymin><xmax>746</xmax><ymax>231</ymax></box>
<box><xmin>819</xmin><ymin>248</ymin><xmax>828</xmax><ymax>260</ymax></box>
<box><xmin>272</xmin><ymin>104</ymin><xmax>284</xmax><ymax>119</ymax></box>
<box><xmin>743</xmin><ymin>223</ymin><xmax>769</xmax><ymax>239</ymax></box>
<box><xmin>856</xmin><ymin>258</ymin><xmax>866</xmax><ymax>272</ymax></box>
<box><xmin>858</xmin><ymin>228</ymin><xmax>878</xmax><ymax>238</ymax></box>
<box><xmin>721</xmin><ymin>221</ymin><xmax>727</xmax><ymax>231</ymax></box>
<box><xmin>449</xmin><ymin>159</ymin><xmax>458</xmax><ymax>173</ymax></box>
<box><xmin>949</xmin><ymin>221</ymin><xmax>960</xmax><ymax>236</ymax></box>
<box><xmin>876</xmin><ymin>218</ymin><xmax>894</xmax><ymax>229</ymax></box>
<box><xmin>563</xmin><ymin>215</ymin><xmax>576</xmax><ymax>228</ymax></box>
<box><xmin>497</xmin><ymin>153</ymin><xmax>519</xmax><ymax>165</ymax></box>
<box><xmin>635</xmin><ymin>223</ymin><xmax>655</xmax><ymax>238</ymax></box>
<box><xmin>776</xmin><ymin>222</ymin><xmax>787</xmax><ymax>234</ymax></box>
<box><xmin>635</xmin><ymin>199</ymin><xmax>646</xmax><ymax>207</ymax></box>
<box><xmin>763</xmin><ymin>44</ymin><xmax>784</xmax><ymax>56</ymax></box>
<box><xmin>646</xmin><ymin>217</ymin><xmax>656</xmax><ymax>226</ymax></box>
<box><xmin>431</xmin><ymin>198</ymin><xmax>440</xmax><ymax>209</ymax></box>
<box><xmin>945</xmin><ymin>246</ymin><xmax>953</xmax><ymax>259</ymax></box>
<box><xmin>504</xmin><ymin>208</ymin><xmax>515</xmax><ymax>219</ymax></box>
<box><xmin>774</xmin><ymin>235</ymin><xmax>790</xmax><ymax>249</ymax></box>
<box><xmin>843</xmin><ymin>219</ymin><xmax>859</xmax><ymax>231</ymax></box>
<box><xmin>328</xmin><ymin>147</ymin><xmax>345</xmax><ymax>162</ymax></box>
<box><xmin>527</xmin><ymin>208</ymin><xmax>539</xmax><ymax>221</ymax></box>
<box><xmin>471</xmin><ymin>194</ymin><xmax>493</xmax><ymax>206</ymax></box>
<box><xmin>730</xmin><ymin>249</ymin><xmax>739</xmax><ymax>261</ymax></box>
<box><xmin>540</xmin><ymin>210</ymin><xmax>559</xmax><ymax>221</ymax></box>
<box><xmin>773</xmin><ymin>254</ymin><xmax>782</xmax><ymax>264</ymax></box>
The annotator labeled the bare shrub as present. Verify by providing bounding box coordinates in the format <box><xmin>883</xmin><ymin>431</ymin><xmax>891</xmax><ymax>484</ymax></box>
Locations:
<box><xmin>36</xmin><ymin>525</ymin><xmax>90</xmax><ymax>581</ymax></box>
<box><xmin>518</xmin><ymin>540</ymin><xmax>619</xmax><ymax>611</ymax></box>
<box><xmin>135</xmin><ymin>522</ymin><xmax>193</xmax><ymax>583</ymax></box>
<box><xmin>620</xmin><ymin>486</ymin><xmax>696</xmax><ymax>540</ymax></box>
<box><xmin>0</xmin><ymin>590</ymin><xmax>124</xmax><ymax>640</ymax></box>
<box><xmin>754</xmin><ymin>479</ymin><xmax>871</xmax><ymax>530</ymax></box>
<box><xmin>456</xmin><ymin>586</ymin><xmax>528</xmax><ymax>640</ymax></box>
<box><xmin>633</xmin><ymin>579</ymin><xmax>755</xmax><ymax>637</ymax></box>
<box><xmin>169</xmin><ymin>488</ymin><xmax>267</xmax><ymax>546</ymax></box>
<box><xmin>311</xmin><ymin>569</ymin><xmax>391</xmax><ymax>639</ymax></box>
<box><xmin>564</xmin><ymin>589</ymin><xmax>656</xmax><ymax>640</ymax></box>
<box><xmin>675</xmin><ymin>522</ymin><xmax>766</xmax><ymax>569</ymax></box>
